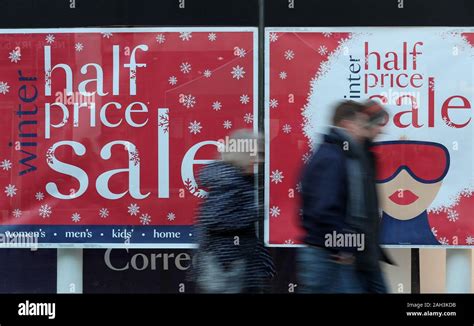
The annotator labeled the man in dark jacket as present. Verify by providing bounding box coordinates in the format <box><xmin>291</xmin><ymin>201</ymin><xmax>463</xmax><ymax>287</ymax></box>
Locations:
<box><xmin>298</xmin><ymin>100</ymin><xmax>370</xmax><ymax>293</ymax></box>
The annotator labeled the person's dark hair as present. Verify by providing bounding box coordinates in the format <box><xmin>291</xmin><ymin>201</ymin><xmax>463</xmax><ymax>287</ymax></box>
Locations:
<box><xmin>332</xmin><ymin>100</ymin><xmax>365</xmax><ymax>126</ymax></box>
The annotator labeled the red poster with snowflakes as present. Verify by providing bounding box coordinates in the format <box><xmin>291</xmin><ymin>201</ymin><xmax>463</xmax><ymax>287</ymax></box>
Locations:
<box><xmin>0</xmin><ymin>27</ymin><xmax>257</xmax><ymax>247</ymax></box>
<box><xmin>265</xmin><ymin>28</ymin><xmax>474</xmax><ymax>247</ymax></box>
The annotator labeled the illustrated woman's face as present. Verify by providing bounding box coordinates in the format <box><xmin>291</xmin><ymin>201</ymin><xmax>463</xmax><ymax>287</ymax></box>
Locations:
<box><xmin>376</xmin><ymin>170</ymin><xmax>442</xmax><ymax>219</ymax></box>
<box><xmin>371</xmin><ymin>141</ymin><xmax>450</xmax><ymax>220</ymax></box>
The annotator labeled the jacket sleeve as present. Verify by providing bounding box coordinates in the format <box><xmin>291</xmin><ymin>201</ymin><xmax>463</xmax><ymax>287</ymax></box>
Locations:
<box><xmin>301</xmin><ymin>145</ymin><xmax>353</xmax><ymax>250</ymax></box>
<box><xmin>197</xmin><ymin>166</ymin><xmax>258</xmax><ymax>232</ymax></box>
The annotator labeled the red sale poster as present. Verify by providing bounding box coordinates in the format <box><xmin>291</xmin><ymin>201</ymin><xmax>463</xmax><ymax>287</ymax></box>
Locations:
<box><xmin>265</xmin><ymin>28</ymin><xmax>474</xmax><ymax>247</ymax></box>
<box><xmin>0</xmin><ymin>27</ymin><xmax>257</xmax><ymax>247</ymax></box>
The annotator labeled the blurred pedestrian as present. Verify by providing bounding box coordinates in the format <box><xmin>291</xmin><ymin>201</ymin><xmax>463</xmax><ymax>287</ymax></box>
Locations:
<box><xmin>298</xmin><ymin>100</ymin><xmax>368</xmax><ymax>293</ymax></box>
<box><xmin>193</xmin><ymin>129</ymin><xmax>275</xmax><ymax>293</ymax></box>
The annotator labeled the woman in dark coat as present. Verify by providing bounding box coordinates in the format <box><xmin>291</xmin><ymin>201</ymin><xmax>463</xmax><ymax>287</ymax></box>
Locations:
<box><xmin>193</xmin><ymin>130</ymin><xmax>275</xmax><ymax>293</ymax></box>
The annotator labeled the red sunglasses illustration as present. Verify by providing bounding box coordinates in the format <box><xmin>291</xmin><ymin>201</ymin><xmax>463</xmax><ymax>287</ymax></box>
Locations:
<box><xmin>370</xmin><ymin>141</ymin><xmax>450</xmax><ymax>184</ymax></box>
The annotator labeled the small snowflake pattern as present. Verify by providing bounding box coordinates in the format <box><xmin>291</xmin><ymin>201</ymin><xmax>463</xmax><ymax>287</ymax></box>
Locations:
<box><xmin>270</xmin><ymin>206</ymin><xmax>281</xmax><ymax>217</ymax></box>
<box><xmin>71</xmin><ymin>213</ymin><xmax>81</xmax><ymax>223</ymax></box>
<box><xmin>231</xmin><ymin>65</ymin><xmax>246</xmax><ymax>80</ymax></box>
<box><xmin>269</xmin><ymin>32</ymin><xmax>279</xmax><ymax>43</ymax></box>
<box><xmin>188</xmin><ymin>120</ymin><xmax>202</xmax><ymax>134</ymax></box>
<box><xmin>269</xmin><ymin>98</ymin><xmax>279</xmax><ymax>109</ymax></box>
<box><xmin>0</xmin><ymin>81</ymin><xmax>10</xmax><ymax>95</ymax></box>
<box><xmin>4</xmin><ymin>184</ymin><xmax>17</xmax><ymax>197</ymax></box>
<box><xmin>156</xmin><ymin>33</ymin><xmax>166</xmax><ymax>44</ymax></box>
<box><xmin>101</xmin><ymin>32</ymin><xmax>113</xmax><ymax>39</ymax></box>
<box><xmin>35</xmin><ymin>192</ymin><xmax>44</xmax><ymax>201</ymax></box>
<box><xmin>128</xmin><ymin>203</ymin><xmax>140</xmax><ymax>216</ymax></box>
<box><xmin>99</xmin><ymin>208</ymin><xmax>109</xmax><ymax>218</ymax></box>
<box><xmin>45</xmin><ymin>34</ymin><xmax>55</xmax><ymax>44</ymax></box>
<box><xmin>140</xmin><ymin>213</ymin><xmax>152</xmax><ymax>225</ymax></box>
<box><xmin>234</xmin><ymin>47</ymin><xmax>247</xmax><ymax>58</ymax></box>
<box><xmin>279</xmin><ymin>71</ymin><xmax>287</xmax><ymax>80</ymax></box>
<box><xmin>282</xmin><ymin>124</ymin><xmax>292</xmax><ymax>134</ymax></box>
<box><xmin>240</xmin><ymin>94</ymin><xmax>250</xmax><ymax>104</ymax></box>
<box><xmin>208</xmin><ymin>33</ymin><xmax>217</xmax><ymax>41</ymax></box>
<box><xmin>181</xmin><ymin>94</ymin><xmax>196</xmax><ymax>109</ymax></box>
<box><xmin>180</xmin><ymin>62</ymin><xmax>192</xmax><ymax>74</ymax></box>
<box><xmin>466</xmin><ymin>235</ymin><xmax>474</xmax><ymax>245</ymax></box>
<box><xmin>284</xmin><ymin>49</ymin><xmax>295</xmax><ymax>61</ymax></box>
<box><xmin>0</xmin><ymin>159</ymin><xmax>12</xmax><ymax>171</ymax></box>
<box><xmin>9</xmin><ymin>49</ymin><xmax>21</xmax><ymax>63</ymax></box>
<box><xmin>75</xmin><ymin>42</ymin><xmax>84</xmax><ymax>52</ymax></box>
<box><xmin>179</xmin><ymin>32</ymin><xmax>192</xmax><ymax>41</ymax></box>
<box><xmin>12</xmin><ymin>209</ymin><xmax>22</xmax><ymax>219</ymax></box>
<box><xmin>270</xmin><ymin>170</ymin><xmax>284</xmax><ymax>184</ymax></box>
<box><xmin>39</xmin><ymin>204</ymin><xmax>52</xmax><ymax>218</ymax></box>
<box><xmin>167</xmin><ymin>212</ymin><xmax>176</xmax><ymax>221</ymax></box>
<box><xmin>243</xmin><ymin>113</ymin><xmax>253</xmax><ymax>124</ymax></box>
<box><xmin>318</xmin><ymin>45</ymin><xmax>328</xmax><ymax>55</ymax></box>
<box><xmin>168</xmin><ymin>76</ymin><xmax>178</xmax><ymax>85</ymax></box>
<box><xmin>223</xmin><ymin>120</ymin><xmax>232</xmax><ymax>129</ymax></box>
<box><xmin>212</xmin><ymin>101</ymin><xmax>222</xmax><ymax>111</ymax></box>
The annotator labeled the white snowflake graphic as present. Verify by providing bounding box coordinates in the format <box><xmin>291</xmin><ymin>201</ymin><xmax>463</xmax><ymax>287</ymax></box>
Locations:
<box><xmin>39</xmin><ymin>204</ymin><xmax>52</xmax><ymax>218</ymax></box>
<box><xmin>167</xmin><ymin>212</ymin><xmax>176</xmax><ymax>221</ymax></box>
<box><xmin>188</xmin><ymin>120</ymin><xmax>202</xmax><ymax>134</ymax></box>
<box><xmin>279</xmin><ymin>71</ymin><xmax>287</xmax><ymax>80</ymax></box>
<box><xmin>284</xmin><ymin>49</ymin><xmax>295</xmax><ymax>61</ymax></box>
<box><xmin>323</xmin><ymin>32</ymin><xmax>333</xmax><ymax>38</ymax></box>
<box><xmin>302</xmin><ymin>152</ymin><xmax>311</xmax><ymax>164</ymax></box>
<box><xmin>0</xmin><ymin>159</ymin><xmax>12</xmax><ymax>171</ymax></box>
<box><xmin>235</xmin><ymin>47</ymin><xmax>247</xmax><ymax>58</ymax></box>
<box><xmin>71</xmin><ymin>212</ymin><xmax>81</xmax><ymax>223</ymax></box>
<box><xmin>45</xmin><ymin>34</ymin><xmax>55</xmax><ymax>44</ymax></box>
<box><xmin>269</xmin><ymin>32</ymin><xmax>279</xmax><ymax>42</ymax></box>
<box><xmin>0</xmin><ymin>81</ymin><xmax>10</xmax><ymax>95</ymax></box>
<box><xmin>180</xmin><ymin>62</ymin><xmax>192</xmax><ymax>74</ymax></box>
<box><xmin>270</xmin><ymin>206</ymin><xmax>281</xmax><ymax>217</ymax></box>
<box><xmin>208</xmin><ymin>33</ymin><xmax>217</xmax><ymax>42</ymax></box>
<box><xmin>318</xmin><ymin>45</ymin><xmax>328</xmax><ymax>55</ymax></box>
<box><xmin>35</xmin><ymin>192</ymin><xmax>44</xmax><ymax>201</ymax></box>
<box><xmin>99</xmin><ymin>208</ymin><xmax>109</xmax><ymax>218</ymax></box>
<box><xmin>243</xmin><ymin>113</ymin><xmax>253</xmax><ymax>124</ymax></box>
<box><xmin>431</xmin><ymin>227</ymin><xmax>438</xmax><ymax>237</ymax></box>
<box><xmin>439</xmin><ymin>237</ymin><xmax>449</xmax><ymax>245</ymax></box>
<box><xmin>75</xmin><ymin>43</ymin><xmax>84</xmax><ymax>52</ymax></box>
<box><xmin>101</xmin><ymin>32</ymin><xmax>113</xmax><ymax>38</ymax></box>
<box><xmin>269</xmin><ymin>98</ymin><xmax>279</xmax><ymax>109</ymax></box>
<box><xmin>4</xmin><ymin>184</ymin><xmax>17</xmax><ymax>197</ymax></box>
<box><xmin>155</xmin><ymin>33</ymin><xmax>166</xmax><ymax>44</ymax></box>
<box><xmin>140</xmin><ymin>213</ymin><xmax>151</xmax><ymax>225</ymax></box>
<box><xmin>9</xmin><ymin>49</ymin><xmax>21</xmax><ymax>63</ymax></box>
<box><xmin>128</xmin><ymin>203</ymin><xmax>140</xmax><ymax>216</ymax></box>
<box><xmin>466</xmin><ymin>235</ymin><xmax>474</xmax><ymax>245</ymax></box>
<box><xmin>447</xmin><ymin>209</ymin><xmax>459</xmax><ymax>222</ymax></box>
<box><xmin>240</xmin><ymin>94</ymin><xmax>250</xmax><ymax>104</ymax></box>
<box><xmin>223</xmin><ymin>120</ymin><xmax>232</xmax><ymax>129</ymax></box>
<box><xmin>296</xmin><ymin>182</ymin><xmax>302</xmax><ymax>193</ymax></box>
<box><xmin>12</xmin><ymin>209</ymin><xmax>22</xmax><ymax>219</ymax></box>
<box><xmin>181</xmin><ymin>94</ymin><xmax>196</xmax><ymax>109</ymax></box>
<box><xmin>179</xmin><ymin>32</ymin><xmax>192</xmax><ymax>41</ymax></box>
<box><xmin>203</xmin><ymin>69</ymin><xmax>212</xmax><ymax>78</ymax></box>
<box><xmin>270</xmin><ymin>170</ymin><xmax>284</xmax><ymax>184</ymax></box>
<box><xmin>129</xmin><ymin>150</ymin><xmax>140</xmax><ymax>166</ymax></box>
<box><xmin>212</xmin><ymin>101</ymin><xmax>222</xmax><ymax>111</ymax></box>
<box><xmin>231</xmin><ymin>65</ymin><xmax>246</xmax><ymax>80</ymax></box>
<box><xmin>282</xmin><ymin>124</ymin><xmax>292</xmax><ymax>134</ymax></box>
<box><xmin>284</xmin><ymin>239</ymin><xmax>295</xmax><ymax>245</ymax></box>
<box><xmin>168</xmin><ymin>76</ymin><xmax>178</xmax><ymax>85</ymax></box>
